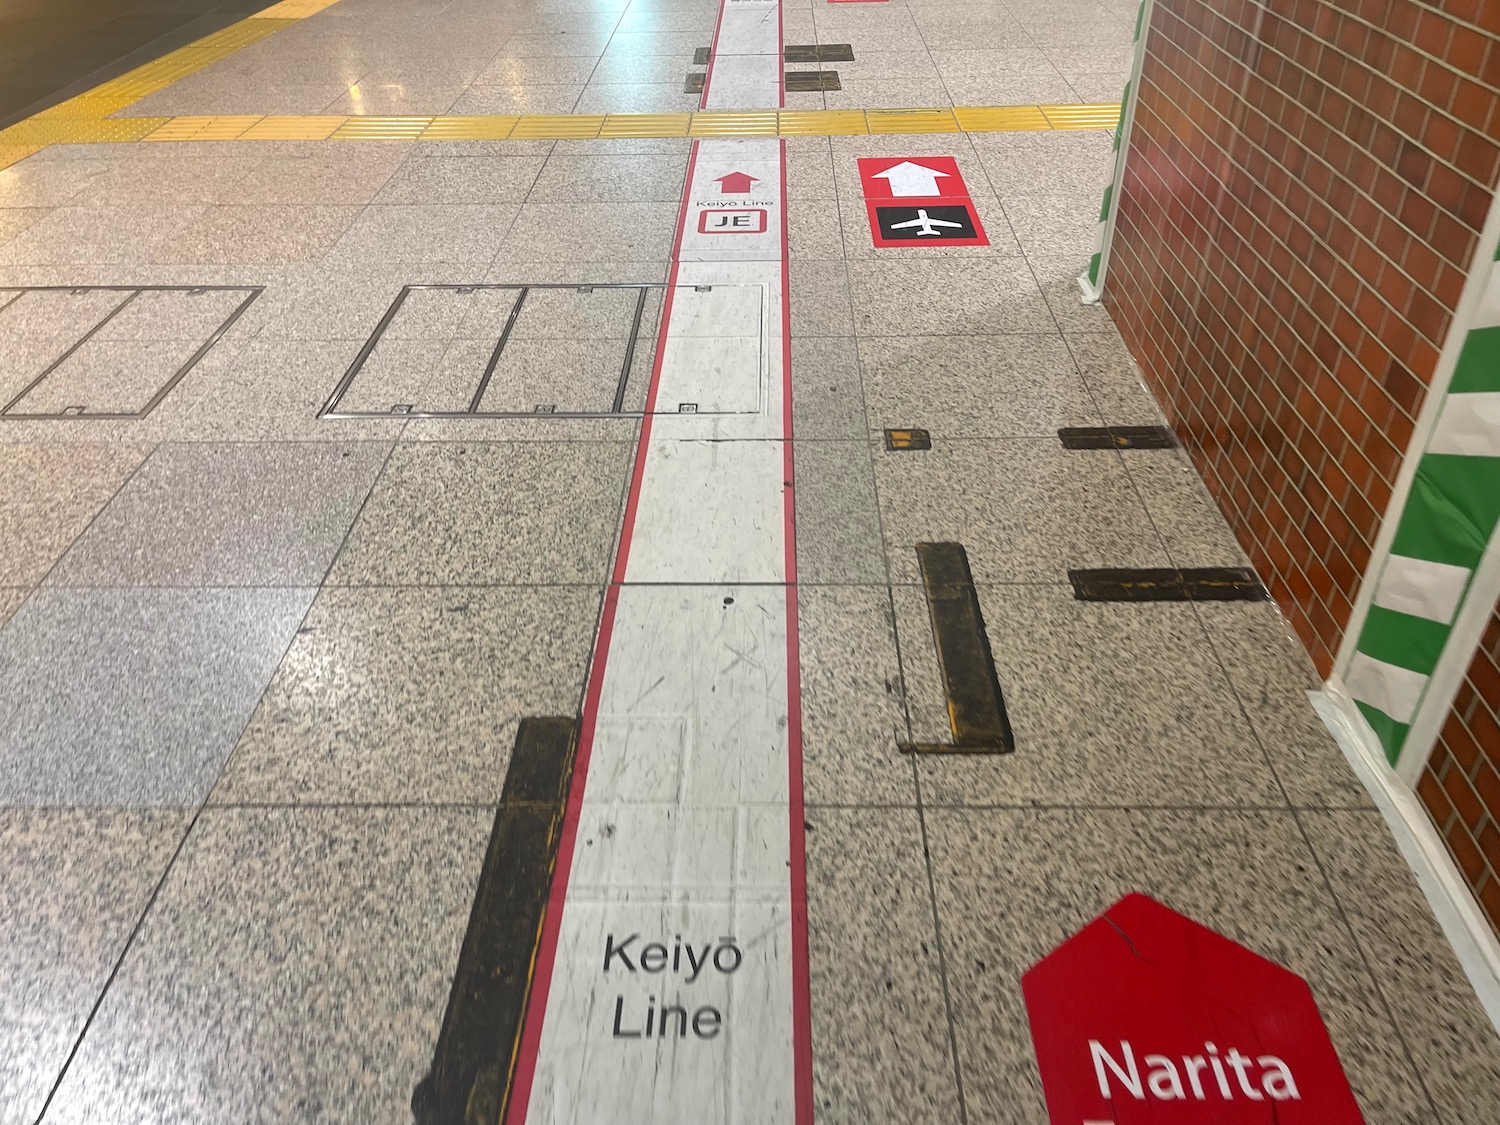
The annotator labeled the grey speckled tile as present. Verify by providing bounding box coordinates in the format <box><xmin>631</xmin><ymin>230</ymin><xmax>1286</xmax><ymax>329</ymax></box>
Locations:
<box><xmin>788</xmin><ymin>260</ymin><xmax>855</xmax><ymax>338</ymax></box>
<box><xmin>0</xmin><ymin>809</ymin><xmax>189</xmax><ymax>1125</ymax></box>
<box><xmin>858</xmin><ymin>333</ymin><xmax>1100</xmax><ymax>438</ymax></box>
<box><xmin>873</xmin><ymin>438</ymin><xmax>1169</xmax><ymax>584</ymax></box>
<box><xmin>1121</xmin><ymin>448</ymin><xmax>1251</xmax><ymax>568</ymax></box>
<box><xmin>904</xmin><ymin>582</ymin><xmax>1283</xmax><ymax>807</ymax></box>
<box><xmin>807</xmin><ymin>807</ymin><xmax>961</xmax><ymax>1124</ymax></box>
<box><xmin>44</xmin><ymin>806</ymin><xmax>490</xmax><ymax>1125</ymax></box>
<box><xmin>926</xmin><ymin>807</ymin><xmax>1436</xmax><ymax>1125</ymax></box>
<box><xmin>848</xmin><ymin>258</ymin><xmax>1054</xmax><ymax>335</ymax></box>
<box><xmin>799</xmin><ymin>585</ymin><xmax>913</xmax><ymax>805</ymax></box>
<box><xmin>1061</xmin><ymin>328</ymin><xmax>1165</xmax><ymax>425</ymax></box>
<box><xmin>1303</xmin><ymin>809</ymin><xmax>1500</xmax><ymax>1122</ymax></box>
<box><xmin>0</xmin><ymin>587</ymin><xmax>29</xmax><ymax>629</ymax></box>
<box><xmin>49</xmin><ymin>442</ymin><xmax>390</xmax><ymax>588</ymax></box>
<box><xmin>0</xmin><ymin>444</ymin><xmax>151</xmax><ymax>586</ymax></box>
<box><xmin>793</xmin><ymin>440</ymin><xmax>886</xmax><ymax>585</ymax></box>
<box><xmin>328</xmin><ymin>441</ymin><xmax>632</xmax><ymax>586</ymax></box>
<box><xmin>790</xmin><ymin>337</ymin><xmax>866</xmax><ymax>440</ymax></box>
<box><xmin>1195</xmin><ymin>600</ymin><xmax>1373</xmax><ymax>808</ymax></box>
<box><xmin>214</xmin><ymin>585</ymin><xmax>600</xmax><ymax>805</ymax></box>
<box><xmin>0</xmin><ymin>587</ymin><xmax>313</xmax><ymax>807</ymax></box>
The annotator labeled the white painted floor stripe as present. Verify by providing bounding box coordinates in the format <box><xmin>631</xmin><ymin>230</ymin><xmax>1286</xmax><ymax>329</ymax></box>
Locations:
<box><xmin>505</xmin><ymin>0</ymin><xmax>811</xmax><ymax>1118</ymax></box>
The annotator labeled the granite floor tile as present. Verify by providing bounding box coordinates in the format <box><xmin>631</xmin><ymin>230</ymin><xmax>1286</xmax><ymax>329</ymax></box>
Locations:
<box><xmin>0</xmin><ymin>159</ymin><xmax>110</xmax><ymax>207</ymax></box>
<box><xmin>790</xmin><ymin>336</ymin><xmax>866</xmax><ymax>440</ymax></box>
<box><xmin>858</xmin><ymin>333</ymin><xmax>1101</xmax><ymax>437</ymax></box>
<box><xmin>926</xmin><ymin>807</ymin><xmax>1435</xmax><ymax>1124</ymax></box>
<box><xmin>793</xmin><ymin>439</ymin><xmax>887</xmax><ymax>585</ymax></box>
<box><xmin>326</xmin><ymin>204</ymin><xmax>518</xmax><ymax>266</ymax></box>
<box><xmin>798</xmin><ymin>585</ymin><xmax>914</xmax><ymax>805</ymax></box>
<box><xmin>226</xmin><ymin>149</ymin><xmax>410</xmax><ymax>207</ymax></box>
<box><xmin>1121</xmin><ymin>447</ymin><xmax>1252</xmax><ymax>568</ymax></box>
<box><xmin>873</xmin><ymin>437</ymin><xmax>1168</xmax><ymax>583</ymax></box>
<box><xmin>847</xmin><ymin>258</ymin><xmax>1054</xmax><ymax>335</ymax></box>
<box><xmin>498</xmin><ymin>201</ymin><xmax>679</xmax><ymax>261</ymax></box>
<box><xmin>0</xmin><ymin>809</ymin><xmax>190</xmax><ymax>1125</ymax></box>
<box><xmin>1061</xmin><ymin>328</ymin><xmax>1166</xmax><ymax>424</ymax></box>
<box><xmin>572</xmin><ymin>82</ymin><xmax>703</xmax><ymax>114</ymax></box>
<box><xmin>0</xmin><ymin>208</ymin><xmax>49</xmax><ymax>249</ymax></box>
<box><xmin>527</xmin><ymin>154</ymin><xmax>688</xmax><ymax>202</ymax></box>
<box><xmin>328</xmin><ymin>441</ymin><xmax>631</xmax><ymax>585</ymax></box>
<box><xmin>785</xmin><ymin>138</ymin><xmax>836</xmax><ymax>200</ymax></box>
<box><xmin>788</xmin><ymin>260</ymin><xmax>855</xmax><ymax>338</ymax></box>
<box><xmin>48</xmin><ymin>442</ymin><xmax>389</xmax><ymax>587</ymax></box>
<box><xmin>0</xmin><ymin>206</ymin><xmax>205</xmax><ymax>265</ymax></box>
<box><xmin>1195</xmin><ymin>600</ymin><xmax>1374</xmax><ymax>808</ymax></box>
<box><xmin>43</xmin><ymin>807</ymin><xmax>490</xmax><ymax>1125</ymax></box>
<box><xmin>448</xmin><ymin>84</ymin><xmax>586</xmax><ymax>114</ymax></box>
<box><xmin>0</xmin><ymin>587</ymin><xmax>27</xmax><ymax>629</ymax></box>
<box><xmin>0</xmin><ymin>443</ymin><xmax>151</xmax><ymax>586</ymax></box>
<box><xmin>150</xmin><ymin>205</ymin><xmax>361</xmax><ymax>267</ymax></box>
<box><xmin>471</xmin><ymin>56</ymin><xmax>600</xmax><ymax>84</ymax></box>
<box><xmin>806</xmin><ymin>807</ymin><xmax>961</xmax><ymax>1124</ymax></box>
<box><xmin>901</xmin><ymin>582</ymin><xmax>1283</xmax><ymax>806</ymax></box>
<box><xmin>323</xmin><ymin>82</ymin><xmax>466</xmax><ymax>115</ymax></box>
<box><xmin>371</xmin><ymin>155</ymin><xmax>547</xmax><ymax>205</ymax></box>
<box><xmin>0</xmin><ymin>587</ymin><xmax>313</xmax><ymax>807</ymax></box>
<box><xmin>969</xmin><ymin>131</ymin><xmax>1116</xmax><ymax>201</ymax></box>
<box><xmin>1303</xmin><ymin>808</ymin><xmax>1500</xmax><ymax>1121</ymax></box>
<box><xmin>214</xmin><ymin>585</ymin><xmax>600</xmax><ymax>805</ymax></box>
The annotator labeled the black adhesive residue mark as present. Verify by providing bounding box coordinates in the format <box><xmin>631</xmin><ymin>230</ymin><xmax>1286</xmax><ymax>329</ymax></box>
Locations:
<box><xmin>785</xmin><ymin>70</ymin><xmax>841</xmax><ymax>91</ymax></box>
<box><xmin>412</xmin><ymin>716</ymin><xmax>579</xmax><ymax>1125</ymax></box>
<box><xmin>900</xmin><ymin>542</ymin><xmax>1015</xmax><ymax>755</ymax></box>
<box><xmin>784</xmin><ymin>43</ymin><xmax>854</xmax><ymax>62</ymax></box>
<box><xmin>1057</xmin><ymin>425</ymin><xmax>1178</xmax><ymax>449</ymax></box>
<box><xmin>1068</xmin><ymin>567</ymin><xmax>1268</xmax><ymax>603</ymax></box>
<box><xmin>885</xmin><ymin>427</ymin><xmax>932</xmax><ymax>451</ymax></box>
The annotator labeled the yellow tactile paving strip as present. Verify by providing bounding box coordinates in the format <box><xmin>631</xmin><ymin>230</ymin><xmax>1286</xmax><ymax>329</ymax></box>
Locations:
<box><xmin>0</xmin><ymin>0</ymin><xmax>1120</xmax><ymax>170</ymax></box>
<box><xmin>3</xmin><ymin>104</ymin><xmax>1120</xmax><ymax>155</ymax></box>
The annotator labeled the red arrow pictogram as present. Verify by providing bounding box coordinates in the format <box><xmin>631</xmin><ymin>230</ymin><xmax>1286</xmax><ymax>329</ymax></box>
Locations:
<box><xmin>715</xmin><ymin>172</ymin><xmax>759</xmax><ymax>193</ymax></box>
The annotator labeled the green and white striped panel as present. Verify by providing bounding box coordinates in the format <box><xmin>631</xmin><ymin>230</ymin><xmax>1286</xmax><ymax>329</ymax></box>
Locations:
<box><xmin>1082</xmin><ymin>0</ymin><xmax>1146</xmax><ymax>297</ymax></box>
<box><xmin>1348</xmin><ymin>240</ymin><xmax>1500</xmax><ymax>761</ymax></box>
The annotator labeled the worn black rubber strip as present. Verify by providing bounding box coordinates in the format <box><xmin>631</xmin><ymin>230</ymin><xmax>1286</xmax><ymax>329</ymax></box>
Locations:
<box><xmin>684</xmin><ymin>72</ymin><xmax>706</xmax><ymax>93</ymax></box>
<box><xmin>1067</xmin><ymin>566</ymin><xmax>1268</xmax><ymax>602</ymax></box>
<box><xmin>784</xmin><ymin>43</ymin><xmax>855</xmax><ymax>62</ymax></box>
<box><xmin>1057</xmin><ymin>425</ymin><xmax>1178</xmax><ymax>449</ymax></box>
<box><xmin>412</xmin><ymin>716</ymin><xmax>579</xmax><ymax>1125</ymax></box>
<box><xmin>785</xmin><ymin>70</ymin><xmax>841</xmax><ymax>91</ymax></box>
<box><xmin>885</xmin><ymin>427</ymin><xmax>932</xmax><ymax>450</ymax></box>
<box><xmin>693</xmin><ymin>46</ymin><xmax>712</xmax><ymax>64</ymax></box>
<box><xmin>900</xmin><ymin>542</ymin><xmax>1015</xmax><ymax>755</ymax></box>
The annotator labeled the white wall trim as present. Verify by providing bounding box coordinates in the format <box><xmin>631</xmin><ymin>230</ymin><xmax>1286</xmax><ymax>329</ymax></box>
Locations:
<box><xmin>1397</xmin><ymin>522</ymin><xmax>1500</xmax><ymax>784</ymax></box>
<box><xmin>1334</xmin><ymin>185</ymin><xmax>1500</xmax><ymax>677</ymax></box>
<box><xmin>1312</xmin><ymin>680</ymin><xmax>1500</xmax><ymax>1034</ymax></box>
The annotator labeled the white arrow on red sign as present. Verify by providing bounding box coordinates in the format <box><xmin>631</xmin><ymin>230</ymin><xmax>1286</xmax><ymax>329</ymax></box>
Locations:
<box><xmin>871</xmin><ymin>160</ymin><xmax>951</xmax><ymax>197</ymax></box>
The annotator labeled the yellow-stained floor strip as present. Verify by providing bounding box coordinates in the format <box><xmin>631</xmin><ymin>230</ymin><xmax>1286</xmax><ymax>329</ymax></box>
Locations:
<box><xmin>5</xmin><ymin>105</ymin><xmax>1120</xmax><ymax>158</ymax></box>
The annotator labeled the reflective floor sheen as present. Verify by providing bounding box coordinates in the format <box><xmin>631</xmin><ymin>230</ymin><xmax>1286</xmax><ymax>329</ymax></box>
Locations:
<box><xmin>2</xmin><ymin>0</ymin><xmax>1499</xmax><ymax>1120</ymax></box>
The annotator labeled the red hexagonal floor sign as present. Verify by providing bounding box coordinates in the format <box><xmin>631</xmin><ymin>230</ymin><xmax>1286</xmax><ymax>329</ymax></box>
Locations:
<box><xmin>1022</xmin><ymin>893</ymin><xmax>1365</xmax><ymax>1123</ymax></box>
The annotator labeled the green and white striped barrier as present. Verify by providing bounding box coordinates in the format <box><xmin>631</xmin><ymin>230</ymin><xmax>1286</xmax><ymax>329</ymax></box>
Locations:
<box><xmin>1346</xmin><ymin>231</ymin><xmax>1500</xmax><ymax>763</ymax></box>
<box><xmin>1078</xmin><ymin>0</ymin><xmax>1151</xmax><ymax>305</ymax></box>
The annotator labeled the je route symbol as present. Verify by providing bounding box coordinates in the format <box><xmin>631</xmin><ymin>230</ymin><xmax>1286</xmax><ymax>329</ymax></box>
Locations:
<box><xmin>1022</xmin><ymin>893</ymin><xmax>1365</xmax><ymax>1124</ymax></box>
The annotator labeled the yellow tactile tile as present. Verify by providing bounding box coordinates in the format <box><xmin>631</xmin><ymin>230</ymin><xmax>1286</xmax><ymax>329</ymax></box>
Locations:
<box><xmin>954</xmin><ymin>105</ymin><xmax>1051</xmax><ymax>132</ymax></box>
<box><xmin>250</xmin><ymin>0</ymin><xmax>342</xmax><ymax>17</ymax></box>
<box><xmin>779</xmin><ymin>110</ymin><xmax>866</xmax><ymax>135</ymax></box>
<box><xmin>865</xmin><ymin>108</ymin><xmax>961</xmax><ymax>134</ymax></box>
<box><xmin>689</xmin><ymin>112</ymin><xmax>779</xmax><ymax>137</ymax></box>
<box><xmin>239</xmin><ymin>115</ymin><xmax>347</xmax><ymax>140</ymax></box>
<box><xmin>419</xmin><ymin>116</ymin><xmax>521</xmax><ymax>140</ymax></box>
<box><xmin>143</xmin><ymin>115</ymin><xmax>264</xmax><ymax>141</ymax></box>
<box><xmin>331</xmin><ymin>116</ymin><xmax>433</xmax><ymax>140</ymax></box>
<box><xmin>600</xmin><ymin>113</ymin><xmax>692</xmax><ymax>138</ymax></box>
<box><xmin>510</xmin><ymin>114</ymin><xmax>606</xmax><ymax>139</ymax></box>
<box><xmin>0</xmin><ymin>145</ymin><xmax>42</xmax><ymax>172</ymax></box>
<box><xmin>0</xmin><ymin>117</ymin><xmax>168</xmax><ymax>146</ymax></box>
<box><xmin>189</xmin><ymin>20</ymin><xmax>297</xmax><ymax>49</ymax></box>
<box><xmin>1040</xmin><ymin>103</ymin><xmax>1125</xmax><ymax>129</ymax></box>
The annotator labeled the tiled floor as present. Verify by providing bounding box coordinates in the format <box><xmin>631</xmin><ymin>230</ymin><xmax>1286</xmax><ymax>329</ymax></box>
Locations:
<box><xmin>2</xmin><ymin>0</ymin><xmax>1499</xmax><ymax>1120</ymax></box>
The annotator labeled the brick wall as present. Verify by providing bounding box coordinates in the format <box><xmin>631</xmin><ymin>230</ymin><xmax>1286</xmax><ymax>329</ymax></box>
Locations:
<box><xmin>1418</xmin><ymin>604</ymin><xmax>1500</xmax><ymax>932</ymax></box>
<box><xmin>1104</xmin><ymin>0</ymin><xmax>1500</xmax><ymax>674</ymax></box>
